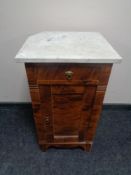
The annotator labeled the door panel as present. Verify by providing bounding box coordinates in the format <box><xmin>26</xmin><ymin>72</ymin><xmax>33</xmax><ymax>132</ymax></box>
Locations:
<box><xmin>53</xmin><ymin>94</ymin><xmax>83</xmax><ymax>136</ymax></box>
<box><xmin>38</xmin><ymin>80</ymin><xmax>98</xmax><ymax>142</ymax></box>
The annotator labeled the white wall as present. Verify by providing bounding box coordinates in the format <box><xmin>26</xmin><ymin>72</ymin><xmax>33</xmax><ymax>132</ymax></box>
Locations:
<box><xmin>0</xmin><ymin>0</ymin><xmax>131</xmax><ymax>103</ymax></box>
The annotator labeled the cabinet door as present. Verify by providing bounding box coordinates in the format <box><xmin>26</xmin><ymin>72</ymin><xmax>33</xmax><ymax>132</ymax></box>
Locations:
<box><xmin>38</xmin><ymin>80</ymin><xmax>98</xmax><ymax>143</ymax></box>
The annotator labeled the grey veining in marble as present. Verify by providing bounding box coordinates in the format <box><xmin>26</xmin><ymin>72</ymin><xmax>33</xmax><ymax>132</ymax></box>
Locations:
<box><xmin>15</xmin><ymin>32</ymin><xmax>122</xmax><ymax>63</ymax></box>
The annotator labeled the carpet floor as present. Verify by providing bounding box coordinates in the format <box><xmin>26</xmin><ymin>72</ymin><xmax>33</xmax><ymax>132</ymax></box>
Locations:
<box><xmin>0</xmin><ymin>105</ymin><xmax>131</xmax><ymax>175</ymax></box>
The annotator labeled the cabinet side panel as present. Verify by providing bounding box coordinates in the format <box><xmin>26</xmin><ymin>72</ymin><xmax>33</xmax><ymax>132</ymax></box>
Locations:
<box><xmin>25</xmin><ymin>63</ymin><xmax>46</xmax><ymax>142</ymax></box>
<box><xmin>86</xmin><ymin>64</ymin><xmax>112</xmax><ymax>142</ymax></box>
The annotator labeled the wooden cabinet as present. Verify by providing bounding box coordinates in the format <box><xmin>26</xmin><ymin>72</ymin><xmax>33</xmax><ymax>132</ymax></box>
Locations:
<box><xmin>25</xmin><ymin>63</ymin><xmax>112</xmax><ymax>151</ymax></box>
<box><xmin>15</xmin><ymin>32</ymin><xmax>121</xmax><ymax>151</ymax></box>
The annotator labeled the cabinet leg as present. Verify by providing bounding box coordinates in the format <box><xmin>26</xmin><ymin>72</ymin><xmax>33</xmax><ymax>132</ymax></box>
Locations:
<box><xmin>39</xmin><ymin>144</ymin><xmax>48</xmax><ymax>152</ymax></box>
<box><xmin>83</xmin><ymin>143</ymin><xmax>92</xmax><ymax>152</ymax></box>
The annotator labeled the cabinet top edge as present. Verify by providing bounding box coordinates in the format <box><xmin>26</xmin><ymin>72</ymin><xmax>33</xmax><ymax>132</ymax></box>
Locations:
<box><xmin>15</xmin><ymin>32</ymin><xmax>122</xmax><ymax>63</ymax></box>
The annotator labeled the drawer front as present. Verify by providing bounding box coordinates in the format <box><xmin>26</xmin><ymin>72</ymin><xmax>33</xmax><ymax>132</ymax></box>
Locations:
<box><xmin>25</xmin><ymin>63</ymin><xmax>112</xmax><ymax>85</ymax></box>
<box><xmin>37</xmin><ymin>63</ymin><xmax>109</xmax><ymax>84</ymax></box>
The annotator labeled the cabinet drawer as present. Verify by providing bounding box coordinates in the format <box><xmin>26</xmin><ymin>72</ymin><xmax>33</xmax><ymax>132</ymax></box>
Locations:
<box><xmin>37</xmin><ymin>64</ymin><xmax>101</xmax><ymax>81</ymax></box>
<box><xmin>26</xmin><ymin>63</ymin><xmax>112</xmax><ymax>86</ymax></box>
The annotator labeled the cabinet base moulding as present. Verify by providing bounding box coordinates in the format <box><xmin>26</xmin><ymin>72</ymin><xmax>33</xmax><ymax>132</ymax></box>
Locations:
<box><xmin>39</xmin><ymin>142</ymin><xmax>93</xmax><ymax>152</ymax></box>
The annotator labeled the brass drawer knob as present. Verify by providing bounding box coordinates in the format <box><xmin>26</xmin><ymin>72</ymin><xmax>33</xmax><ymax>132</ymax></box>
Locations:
<box><xmin>65</xmin><ymin>70</ymin><xmax>73</xmax><ymax>80</ymax></box>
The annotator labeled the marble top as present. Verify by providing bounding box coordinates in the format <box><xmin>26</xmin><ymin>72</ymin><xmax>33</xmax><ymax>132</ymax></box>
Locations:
<box><xmin>15</xmin><ymin>32</ymin><xmax>122</xmax><ymax>63</ymax></box>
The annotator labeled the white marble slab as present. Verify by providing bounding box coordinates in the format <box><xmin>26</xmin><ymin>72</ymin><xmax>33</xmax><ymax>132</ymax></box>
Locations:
<box><xmin>15</xmin><ymin>32</ymin><xmax>122</xmax><ymax>63</ymax></box>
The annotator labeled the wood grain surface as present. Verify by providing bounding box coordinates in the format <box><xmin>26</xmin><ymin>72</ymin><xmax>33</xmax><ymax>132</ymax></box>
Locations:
<box><xmin>25</xmin><ymin>63</ymin><xmax>112</xmax><ymax>151</ymax></box>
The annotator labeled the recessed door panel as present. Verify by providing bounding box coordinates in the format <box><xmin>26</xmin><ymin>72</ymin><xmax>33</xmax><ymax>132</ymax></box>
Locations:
<box><xmin>38</xmin><ymin>80</ymin><xmax>98</xmax><ymax>142</ymax></box>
